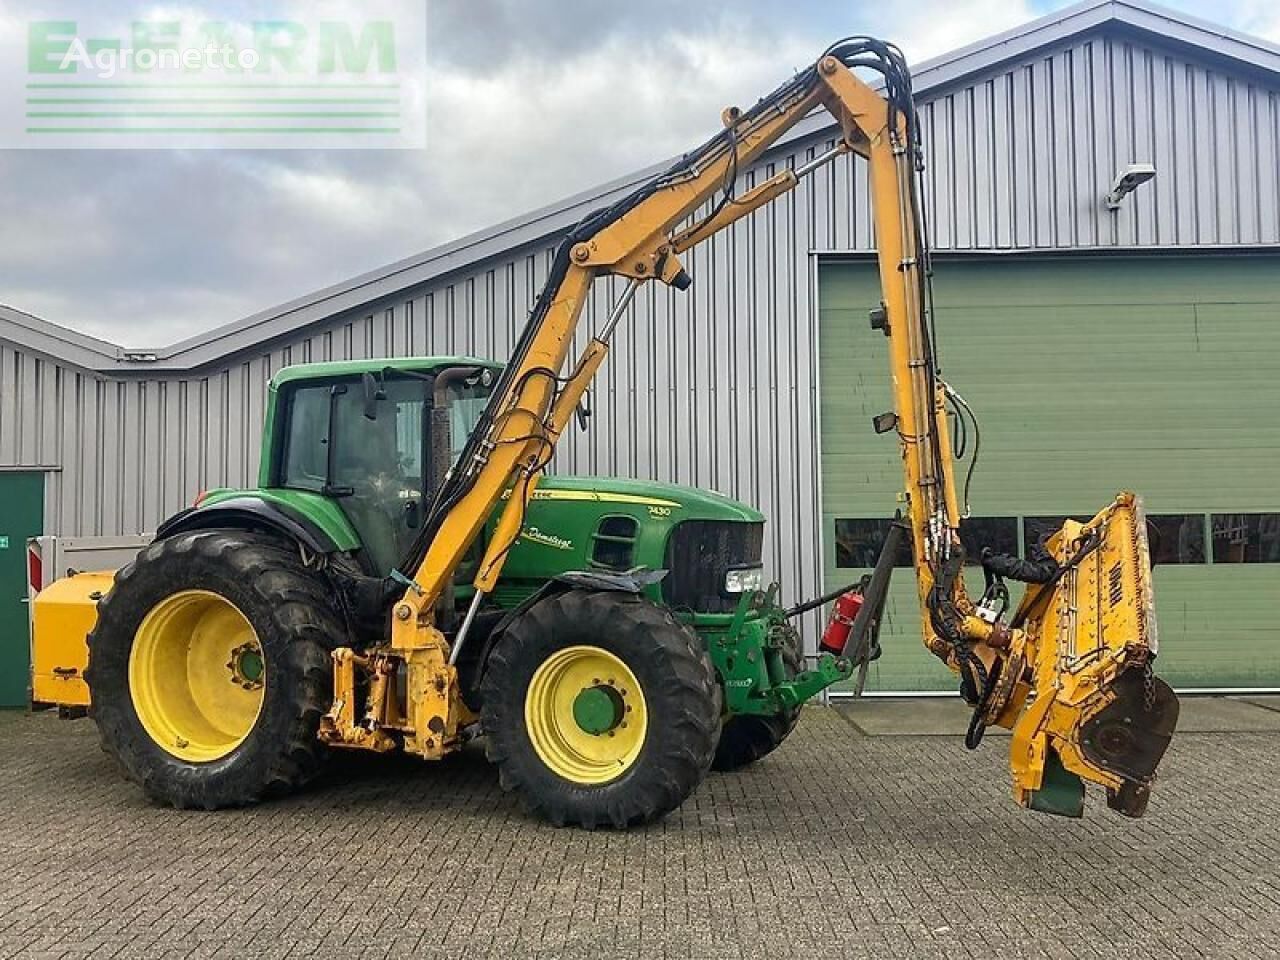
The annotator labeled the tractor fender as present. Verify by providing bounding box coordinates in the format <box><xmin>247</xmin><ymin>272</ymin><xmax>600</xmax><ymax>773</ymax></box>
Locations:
<box><xmin>552</xmin><ymin>568</ymin><xmax>666</xmax><ymax>594</ymax></box>
<box><xmin>156</xmin><ymin>496</ymin><xmax>346</xmax><ymax>561</ymax></box>
<box><xmin>489</xmin><ymin>568</ymin><xmax>666</xmax><ymax>638</ymax></box>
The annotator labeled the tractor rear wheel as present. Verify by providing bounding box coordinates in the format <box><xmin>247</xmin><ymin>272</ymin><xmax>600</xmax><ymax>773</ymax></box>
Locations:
<box><xmin>711</xmin><ymin>630</ymin><xmax>803</xmax><ymax>771</ymax></box>
<box><xmin>85</xmin><ymin>530</ymin><xmax>340</xmax><ymax>809</ymax></box>
<box><xmin>480</xmin><ymin>590</ymin><xmax>721</xmax><ymax>829</ymax></box>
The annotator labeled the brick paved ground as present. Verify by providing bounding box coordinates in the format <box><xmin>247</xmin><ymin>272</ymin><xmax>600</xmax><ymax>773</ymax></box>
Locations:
<box><xmin>1</xmin><ymin>704</ymin><xmax>1277</xmax><ymax>959</ymax></box>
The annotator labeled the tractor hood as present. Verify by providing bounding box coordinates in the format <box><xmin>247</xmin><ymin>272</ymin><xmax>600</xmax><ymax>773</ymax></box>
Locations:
<box><xmin>530</xmin><ymin>476</ymin><xmax>764</xmax><ymax>524</ymax></box>
<box><xmin>492</xmin><ymin>476</ymin><xmax>766</xmax><ymax>610</ymax></box>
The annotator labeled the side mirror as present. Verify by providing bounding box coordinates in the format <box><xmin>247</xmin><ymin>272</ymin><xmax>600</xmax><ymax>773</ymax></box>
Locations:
<box><xmin>576</xmin><ymin>392</ymin><xmax>593</xmax><ymax>432</ymax></box>
<box><xmin>361</xmin><ymin>372</ymin><xmax>386</xmax><ymax>421</ymax></box>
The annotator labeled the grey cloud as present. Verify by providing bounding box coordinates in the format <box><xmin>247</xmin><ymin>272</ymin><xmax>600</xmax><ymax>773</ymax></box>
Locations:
<box><xmin>0</xmin><ymin>150</ymin><xmax>419</xmax><ymax>339</ymax></box>
<box><xmin>0</xmin><ymin>8</ymin><xmax>830</xmax><ymax>346</ymax></box>
<box><xmin>11</xmin><ymin>0</ymin><xmax>1250</xmax><ymax>347</ymax></box>
<box><xmin>425</xmin><ymin>0</ymin><xmax>839</xmax><ymax>67</ymax></box>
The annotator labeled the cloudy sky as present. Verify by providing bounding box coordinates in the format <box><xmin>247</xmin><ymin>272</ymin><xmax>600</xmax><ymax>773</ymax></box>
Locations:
<box><xmin>1</xmin><ymin>0</ymin><xmax>1276</xmax><ymax>346</ymax></box>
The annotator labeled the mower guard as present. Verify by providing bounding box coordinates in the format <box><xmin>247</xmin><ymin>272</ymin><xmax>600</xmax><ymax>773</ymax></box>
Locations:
<box><xmin>1002</xmin><ymin>494</ymin><xmax>1180</xmax><ymax>817</ymax></box>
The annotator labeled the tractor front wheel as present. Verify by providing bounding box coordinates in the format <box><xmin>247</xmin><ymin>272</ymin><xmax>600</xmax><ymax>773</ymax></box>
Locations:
<box><xmin>480</xmin><ymin>590</ymin><xmax>721</xmax><ymax>828</ymax></box>
<box><xmin>85</xmin><ymin>530</ymin><xmax>340</xmax><ymax>809</ymax></box>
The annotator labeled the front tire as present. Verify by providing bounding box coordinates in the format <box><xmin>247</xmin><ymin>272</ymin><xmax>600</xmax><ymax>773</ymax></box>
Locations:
<box><xmin>85</xmin><ymin>530</ymin><xmax>341</xmax><ymax>809</ymax></box>
<box><xmin>480</xmin><ymin>590</ymin><xmax>721</xmax><ymax>829</ymax></box>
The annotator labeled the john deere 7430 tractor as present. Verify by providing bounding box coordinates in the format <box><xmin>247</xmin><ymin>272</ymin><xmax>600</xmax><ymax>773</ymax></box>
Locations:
<box><xmin>73</xmin><ymin>38</ymin><xmax>1178</xmax><ymax>829</ymax></box>
<box><xmin>82</xmin><ymin>355</ymin><xmax>830</xmax><ymax>824</ymax></box>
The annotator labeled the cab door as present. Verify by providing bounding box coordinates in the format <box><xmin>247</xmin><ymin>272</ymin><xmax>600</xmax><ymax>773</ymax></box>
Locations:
<box><xmin>328</xmin><ymin>378</ymin><xmax>428</xmax><ymax>576</ymax></box>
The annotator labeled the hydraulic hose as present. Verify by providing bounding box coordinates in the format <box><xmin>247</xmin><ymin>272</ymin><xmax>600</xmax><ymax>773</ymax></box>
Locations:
<box><xmin>981</xmin><ymin>552</ymin><xmax>1060</xmax><ymax>584</ymax></box>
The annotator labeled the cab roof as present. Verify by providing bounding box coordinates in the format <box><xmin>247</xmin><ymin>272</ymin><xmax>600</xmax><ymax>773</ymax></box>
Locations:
<box><xmin>270</xmin><ymin>356</ymin><xmax>501</xmax><ymax>389</ymax></box>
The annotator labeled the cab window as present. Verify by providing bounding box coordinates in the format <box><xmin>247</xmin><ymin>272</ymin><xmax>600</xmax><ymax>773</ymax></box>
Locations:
<box><xmin>281</xmin><ymin>385</ymin><xmax>330</xmax><ymax>492</ymax></box>
<box><xmin>277</xmin><ymin>376</ymin><xmax>427</xmax><ymax>575</ymax></box>
<box><xmin>445</xmin><ymin>378</ymin><xmax>492</xmax><ymax>464</ymax></box>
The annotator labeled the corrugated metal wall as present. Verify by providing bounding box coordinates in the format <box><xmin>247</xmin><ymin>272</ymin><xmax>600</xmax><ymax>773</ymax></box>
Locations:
<box><xmin>3</xmin><ymin>30</ymin><xmax>1279</xmax><ymax>641</ymax></box>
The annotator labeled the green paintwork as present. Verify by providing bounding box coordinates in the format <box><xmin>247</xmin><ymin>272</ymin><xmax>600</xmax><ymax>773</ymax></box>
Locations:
<box><xmin>260</xmin><ymin>355</ymin><xmax>500</xmax><ymax>487</ymax></box>
<box><xmin>256</xmin><ymin>355</ymin><xmax>764</xmax><ymax>597</ymax></box>
<box><xmin>160</xmin><ymin>355</ymin><xmax>846</xmax><ymax>723</ymax></box>
<box><xmin>572</xmin><ymin>686</ymin><xmax>620</xmax><ymax>735</ymax></box>
<box><xmin>192</xmin><ymin>471</ymin><xmax>762</xmax><ymax>608</ymax></box>
<box><xmin>490</xmin><ymin>475</ymin><xmax>764</xmax><ymax>609</ymax></box>
<box><xmin>268</xmin><ymin>356</ymin><xmax>500</xmax><ymax>390</ymax></box>
<box><xmin>237</xmin><ymin>648</ymin><xmax>264</xmax><ymax>683</ymax></box>
<box><xmin>196</xmin><ymin>487</ymin><xmax>362</xmax><ymax>551</ymax></box>
<box><xmin>497</xmin><ymin>486</ymin><xmax>841</xmax><ymax>717</ymax></box>
<box><xmin>1026</xmin><ymin>751</ymin><xmax>1085</xmax><ymax>819</ymax></box>
<box><xmin>0</xmin><ymin>472</ymin><xmax>43</xmax><ymax>707</ymax></box>
<box><xmin>687</xmin><ymin>588</ymin><xmax>854</xmax><ymax>716</ymax></box>
<box><xmin>818</xmin><ymin>254</ymin><xmax>1280</xmax><ymax>691</ymax></box>
<box><xmin>775</xmin><ymin>655</ymin><xmax>853</xmax><ymax>708</ymax></box>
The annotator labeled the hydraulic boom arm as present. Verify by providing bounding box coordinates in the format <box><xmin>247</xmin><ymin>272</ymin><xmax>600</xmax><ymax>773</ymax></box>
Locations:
<box><xmin>322</xmin><ymin>39</ymin><xmax>1177</xmax><ymax>816</ymax></box>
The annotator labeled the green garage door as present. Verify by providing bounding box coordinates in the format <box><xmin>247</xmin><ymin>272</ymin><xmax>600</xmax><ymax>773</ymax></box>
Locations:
<box><xmin>819</xmin><ymin>253</ymin><xmax>1280</xmax><ymax>692</ymax></box>
<box><xmin>0</xmin><ymin>472</ymin><xmax>43</xmax><ymax>707</ymax></box>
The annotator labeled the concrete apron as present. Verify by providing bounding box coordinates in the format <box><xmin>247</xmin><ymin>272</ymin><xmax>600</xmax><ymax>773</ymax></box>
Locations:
<box><xmin>834</xmin><ymin>695</ymin><xmax>1280</xmax><ymax>737</ymax></box>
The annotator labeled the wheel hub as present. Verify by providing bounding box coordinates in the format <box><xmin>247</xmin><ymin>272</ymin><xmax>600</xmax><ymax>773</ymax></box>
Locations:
<box><xmin>572</xmin><ymin>683</ymin><xmax>626</xmax><ymax>735</ymax></box>
<box><xmin>227</xmin><ymin>642</ymin><xmax>265</xmax><ymax>690</ymax></box>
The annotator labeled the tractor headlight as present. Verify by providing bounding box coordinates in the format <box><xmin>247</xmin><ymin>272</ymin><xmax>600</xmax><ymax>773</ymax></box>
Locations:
<box><xmin>724</xmin><ymin>565</ymin><xmax>764</xmax><ymax>594</ymax></box>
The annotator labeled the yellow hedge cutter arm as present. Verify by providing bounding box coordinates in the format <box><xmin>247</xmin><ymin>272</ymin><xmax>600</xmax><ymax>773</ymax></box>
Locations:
<box><xmin>321</xmin><ymin>39</ymin><xmax>1178</xmax><ymax>816</ymax></box>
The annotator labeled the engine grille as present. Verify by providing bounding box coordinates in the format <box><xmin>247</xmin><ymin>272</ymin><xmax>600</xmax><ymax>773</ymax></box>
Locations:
<box><xmin>662</xmin><ymin>520</ymin><xmax>764</xmax><ymax>613</ymax></box>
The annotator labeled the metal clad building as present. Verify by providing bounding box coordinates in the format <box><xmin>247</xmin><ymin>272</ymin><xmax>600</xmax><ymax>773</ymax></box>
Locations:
<box><xmin>3</xmin><ymin>0</ymin><xmax>1278</xmax><ymax>699</ymax></box>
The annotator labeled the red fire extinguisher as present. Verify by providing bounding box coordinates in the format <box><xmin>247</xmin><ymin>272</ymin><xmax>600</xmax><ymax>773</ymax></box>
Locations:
<box><xmin>820</xmin><ymin>590</ymin><xmax>864</xmax><ymax>656</ymax></box>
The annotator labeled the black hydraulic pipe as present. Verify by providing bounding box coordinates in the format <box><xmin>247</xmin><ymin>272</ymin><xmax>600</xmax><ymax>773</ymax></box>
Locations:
<box><xmin>784</xmin><ymin>577</ymin><xmax>870</xmax><ymax>619</ymax></box>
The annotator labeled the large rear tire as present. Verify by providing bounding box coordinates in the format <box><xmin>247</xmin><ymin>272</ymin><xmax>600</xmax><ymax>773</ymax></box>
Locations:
<box><xmin>85</xmin><ymin>530</ymin><xmax>341</xmax><ymax>809</ymax></box>
<box><xmin>480</xmin><ymin>590</ymin><xmax>721</xmax><ymax>829</ymax></box>
<box><xmin>711</xmin><ymin>629</ymin><xmax>803</xmax><ymax>771</ymax></box>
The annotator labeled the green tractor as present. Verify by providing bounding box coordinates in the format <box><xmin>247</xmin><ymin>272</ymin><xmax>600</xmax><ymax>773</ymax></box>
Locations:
<box><xmin>80</xmin><ymin>357</ymin><xmax>860</xmax><ymax>826</ymax></box>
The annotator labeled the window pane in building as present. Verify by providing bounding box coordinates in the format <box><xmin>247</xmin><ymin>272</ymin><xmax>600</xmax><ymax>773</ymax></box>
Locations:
<box><xmin>1146</xmin><ymin>514</ymin><xmax>1206</xmax><ymax>565</ymax></box>
<box><xmin>1211</xmin><ymin>514</ymin><xmax>1280</xmax><ymax>563</ymax></box>
<box><xmin>1022</xmin><ymin>516</ymin><xmax>1091</xmax><ymax>560</ymax></box>
<box><xmin>834</xmin><ymin>518</ymin><xmax>913</xmax><ymax>568</ymax></box>
<box><xmin>958</xmin><ymin>517</ymin><xmax>1018</xmax><ymax>565</ymax></box>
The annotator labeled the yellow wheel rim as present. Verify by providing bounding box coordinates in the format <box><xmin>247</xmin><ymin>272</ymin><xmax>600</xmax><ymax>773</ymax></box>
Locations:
<box><xmin>524</xmin><ymin>645</ymin><xmax>648</xmax><ymax>785</ymax></box>
<box><xmin>128</xmin><ymin>590</ymin><xmax>265</xmax><ymax>763</ymax></box>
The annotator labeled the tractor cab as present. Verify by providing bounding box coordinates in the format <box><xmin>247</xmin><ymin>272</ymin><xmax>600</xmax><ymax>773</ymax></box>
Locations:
<box><xmin>264</xmin><ymin>357</ymin><xmax>498</xmax><ymax>576</ymax></box>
